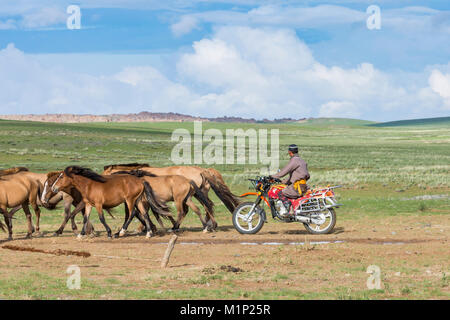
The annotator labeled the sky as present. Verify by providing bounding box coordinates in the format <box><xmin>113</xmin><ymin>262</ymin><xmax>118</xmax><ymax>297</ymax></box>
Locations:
<box><xmin>0</xmin><ymin>0</ymin><xmax>449</xmax><ymax>121</ymax></box>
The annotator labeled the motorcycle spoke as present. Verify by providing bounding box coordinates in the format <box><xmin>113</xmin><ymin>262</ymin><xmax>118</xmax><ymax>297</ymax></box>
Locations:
<box><xmin>236</xmin><ymin>213</ymin><xmax>248</xmax><ymax>221</ymax></box>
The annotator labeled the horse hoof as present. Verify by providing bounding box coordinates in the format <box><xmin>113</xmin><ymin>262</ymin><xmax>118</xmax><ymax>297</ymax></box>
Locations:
<box><xmin>145</xmin><ymin>232</ymin><xmax>153</xmax><ymax>238</ymax></box>
<box><xmin>7</xmin><ymin>236</ymin><xmax>13</xmax><ymax>241</ymax></box>
<box><xmin>77</xmin><ymin>234</ymin><xmax>86</xmax><ymax>241</ymax></box>
<box><xmin>119</xmin><ymin>229</ymin><xmax>126</xmax><ymax>237</ymax></box>
<box><xmin>88</xmin><ymin>232</ymin><xmax>96</xmax><ymax>238</ymax></box>
<box><xmin>53</xmin><ymin>232</ymin><xmax>61</xmax><ymax>237</ymax></box>
<box><xmin>25</xmin><ymin>234</ymin><xmax>32</xmax><ymax>239</ymax></box>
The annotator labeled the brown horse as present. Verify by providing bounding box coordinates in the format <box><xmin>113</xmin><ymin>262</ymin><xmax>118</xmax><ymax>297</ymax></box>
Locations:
<box><xmin>103</xmin><ymin>163</ymin><xmax>240</xmax><ymax>216</ymax></box>
<box><xmin>113</xmin><ymin>170</ymin><xmax>216</xmax><ymax>234</ymax></box>
<box><xmin>52</xmin><ymin>166</ymin><xmax>172</xmax><ymax>239</ymax></box>
<box><xmin>0</xmin><ymin>167</ymin><xmax>41</xmax><ymax>240</ymax></box>
<box><xmin>41</xmin><ymin>171</ymin><xmax>97</xmax><ymax>236</ymax></box>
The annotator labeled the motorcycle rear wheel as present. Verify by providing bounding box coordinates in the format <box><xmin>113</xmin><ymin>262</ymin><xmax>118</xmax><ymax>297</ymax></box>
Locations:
<box><xmin>232</xmin><ymin>202</ymin><xmax>265</xmax><ymax>234</ymax></box>
<box><xmin>303</xmin><ymin>208</ymin><xmax>336</xmax><ymax>234</ymax></box>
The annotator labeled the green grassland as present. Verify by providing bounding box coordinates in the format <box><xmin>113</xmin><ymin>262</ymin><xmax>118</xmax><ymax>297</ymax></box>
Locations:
<box><xmin>0</xmin><ymin>118</ymin><xmax>449</xmax><ymax>216</ymax></box>
<box><xmin>0</xmin><ymin>117</ymin><xmax>448</xmax><ymax>229</ymax></box>
<box><xmin>1</xmin><ymin>117</ymin><xmax>449</xmax><ymax>188</ymax></box>
<box><xmin>0</xmin><ymin>118</ymin><xmax>449</xmax><ymax>300</ymax></box>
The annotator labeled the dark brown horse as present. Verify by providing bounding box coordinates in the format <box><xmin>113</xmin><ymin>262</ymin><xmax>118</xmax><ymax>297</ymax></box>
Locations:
<box><xmin>113</xmin><ymin>170</ymin><xmax>216</xmax><ymax>234</ymax></box>
<box><xmin>52</xmin><ymin>166</ymin><xmax>172</xmax><ymax>239</ymax></box>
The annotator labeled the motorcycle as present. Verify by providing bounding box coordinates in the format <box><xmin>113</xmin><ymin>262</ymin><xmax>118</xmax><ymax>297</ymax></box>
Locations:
<box><xmin>232</xmin><ymin>176</ymin><xmax>343</xmax><ymax>235</ymax></box>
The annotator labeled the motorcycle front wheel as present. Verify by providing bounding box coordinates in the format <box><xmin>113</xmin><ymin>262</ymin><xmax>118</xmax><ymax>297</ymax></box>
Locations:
<box><xmin>232</xmin><ymin>202</ymin><xmax>265</xmax><ymax>234</ymax></box>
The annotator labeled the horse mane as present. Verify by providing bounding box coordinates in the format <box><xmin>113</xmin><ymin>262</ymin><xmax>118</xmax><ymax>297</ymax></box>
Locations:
<box><xmin>103</xmin><ymin>163</ymin><xmax>150</xmax><ymax>171</ymax></box>
<box><xmin>112</xmin><ymin>170</ymin><xmax>157</xmax><ymax>178</ymax></box>
<box><xmin>0</xmin><ymin>167</ymin><xmax>29</xmax><ymax>177</ymax></box>
<box><xmin>65</xmin><ymin>166</ymin><xmax>106</xmax><ymax>183</ymax></box>
<box><xmin>46</xmin><ymin>171</ymin><xmax>62</xmax><ymax>179</ymax></box>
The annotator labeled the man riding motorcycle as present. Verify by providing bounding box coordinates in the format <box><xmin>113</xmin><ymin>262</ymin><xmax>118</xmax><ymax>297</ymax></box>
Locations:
<box><xmin>269</xmin><ymin>144</ymin><xmax>310</xmax><ymax>216</ymax></box>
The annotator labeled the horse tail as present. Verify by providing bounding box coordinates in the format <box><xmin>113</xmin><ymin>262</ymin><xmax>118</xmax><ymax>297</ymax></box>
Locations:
<box><xmin>0</xmin><ymin>219</ymin><xmax>5</xmax><ymax>232</ymax></box>
<box><xmin>190</xmin><ymin>180</ymin><xmax>215</xmax><ymax>218</ymax></box>
<box><xmin>201</xmin><ymin>171</ymin><xmax>240</xmax><ymax>213</ymax></box>
<box><xmin>142</xmin><ymin>181</ymin><xmax>173</xmax><ymax>218</ymax></box>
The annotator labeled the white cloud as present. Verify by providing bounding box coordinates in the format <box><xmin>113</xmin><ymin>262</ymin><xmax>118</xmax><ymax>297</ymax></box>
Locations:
<box><xmin>429</xmin><ymin>70</ymin><xmax>450</xmax><ymax>99</ymax></box>
<box><xmin>318</xmin><ymin>101</ymin><xmax>360</xmax><ymax>118</ymax></box>
<box><xmin>0</xmin><ymin>23</ymin><xmax>449</xmax><ymax>120</ymax></box>
<box><xmin>0</xmin><ymin>19</ymin><xmax>16</xmax><ymax>30</ymax></box>
<box><xmin>171</xmin><ymin>15</ymin><xmax>200</xmax><ymax>37</ymax></box>
<box><xmin>429</xmin><ymin>70</ymin><xmax>450</xmax><ymax>108</ymax></box>
<box><xmin>20</xmin><ymin>6</ymin><xmax>66</xmax><ymax>28</ymax></box>
<box><xmin>176</xmin><ymin>26</ymin><xmax>425</xmax><ymax>119</ymax></box>
<box><xmin>0</xmin><ymin>5</ymin><xmax>66</xmax><ymax>29</ymax></box>
<box><xmin>171</xmin><ymin>5</ymin><xmax>450</xmax><ymax>37</ymax></box>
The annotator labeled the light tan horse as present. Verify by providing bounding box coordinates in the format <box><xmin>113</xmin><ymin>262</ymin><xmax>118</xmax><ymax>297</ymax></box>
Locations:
<box><xmin>52</xmin><ymin>166</ymin><xmax>172</xmax><ymax>239</ymax></box>
<box><xmin>6</xmin><ymin>168</ymin><xmax>63</xmax><ymax>234</ymax></box>
<box><xmin>0</xmin><ymin>167</ymin><xmax>41</xmax><ymax>240</ymax></box>
<box><xmin>113</xmin><ymin>170</ymin><xmax>216</xmax><ymax>234</ymax></box>
<box><xmin>103</xmin><ymin>163</ymin><xmax>240</xmax><ymax>215</ymax></box>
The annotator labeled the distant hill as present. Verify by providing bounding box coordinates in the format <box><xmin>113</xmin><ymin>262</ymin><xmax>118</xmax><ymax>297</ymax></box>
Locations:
<box><xmin>0</xmin><ymin>111</ymin><xmax>306</xmax><ymax>124</ymax></box>
<box><xmin>298</xmin><ymin>117</ymin><xmax>376</xmax><ymax>126</ymax></box>
<box><xmin>371</xmin><ymin>116</ymin><xmax>450</xmax><ymax>127</ymax></box>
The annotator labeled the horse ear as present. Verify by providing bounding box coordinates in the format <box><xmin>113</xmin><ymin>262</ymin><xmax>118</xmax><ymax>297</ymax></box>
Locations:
<box><xmin>64</xmin><ymin>166</ymin><xmax>73</xmax><ymax>177</ymax></box>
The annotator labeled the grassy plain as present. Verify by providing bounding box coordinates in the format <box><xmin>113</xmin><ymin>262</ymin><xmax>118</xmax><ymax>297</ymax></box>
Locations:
<box><xmin>0</xmin><ymin>118</ymin><xmax>448</xmax><ymax>299</ymax></box>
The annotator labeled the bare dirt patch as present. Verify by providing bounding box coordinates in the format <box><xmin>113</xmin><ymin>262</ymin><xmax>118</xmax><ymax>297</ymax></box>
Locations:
<box><xmin>0</xmin><ymin>214</ymin><xmax>448</xmax><ymax>299</ymax></box>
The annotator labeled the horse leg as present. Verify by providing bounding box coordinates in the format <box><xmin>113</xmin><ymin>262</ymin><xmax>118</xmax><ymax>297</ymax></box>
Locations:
<box><xmin>30</xmin><ymin>201</ymin><xmax>41</xmax><ymax>236</ymax></box>
<box><xmin>135</xmin><ymin>213</ymin><xmax>148</xmax><ymax>233</ymax></box>
<box><xmin>201</xmin><ymin>185</ymin><xmax>212</xmax><ymax>224</ymax></box>
<box><xmin>54</xmin><ymin>200</ymin><xmax>82</xmax><ymax>236</ymax></box>
<box><xmin>84</xmin><ymin>208</ymin><xmax>95</xmax><ymax>236</ymax></box>
<box><xmin>128</xmin><ymin>202</ymin><xmax>147</xmax><ymax>234</ymax></box>
<box><xmin>169</xmin><ymin>200</ymin><xmax>188</xmax><ymax>232</ymax></box>
<box><xmin>186</xmin><ymin>198</ymin><xmax>216</xmax><ymax>233</ymax></box>
<box><xmin>22</xmin><ymin>204</ymin><xmax>34</xmax><ymax>238</ymax></box>
<box><xmin>136</xmin><ymin>201</ymin><xmax>156</xmax><ymax>238</ymax></box>
<box><xmin>78</xmin><ymin>203</ymin><xmax>92</xmax><ymax>239</ymax></box>
<box><xmin>7</xmin><ymin>205</ymin><xmax>22</xmax><ymax>216</ymax></box>
<box><xmin>151</xmin><ymin>207</ymin><xmax>168</xmax><ymax>233</ymax></box>
<box><xmin>115</xmin><ymin>203</ymin><xmax>132</xmax><ymax>238</ymax></box>
<box><xmin>96</xmin><ymin>205</ymin><xmax>112</xmax><ymax>239</ymax></box>
<box><xmin>1</xmin><ymin>206</ymin><xmax>13</xmax><ymax>240</ymax></box>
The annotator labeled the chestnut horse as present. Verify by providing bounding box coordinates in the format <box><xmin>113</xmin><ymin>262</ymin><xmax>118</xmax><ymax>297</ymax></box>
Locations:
<box><xmin>52</xmin><ymin>166</ymin><xmax>172</xmax><ymax>239</ymax></box>
<box><xmin>41</xmin><ymin>171</ymin><xmax>98</xmax><ymax>236</ymax></box>
<box><xmin>0</xmin><ymin>167</ymin><xmax>40</xmax><ymax>240</ymax></box>
<box><xmin>103</xmin><ymin>163</ymin><xmax>240</xmax><ymax>215</ymax></box>
<box><xmin>113</xmin><ymin>170</ymin><xmax>216</xmax><ymax>234</ymax></box>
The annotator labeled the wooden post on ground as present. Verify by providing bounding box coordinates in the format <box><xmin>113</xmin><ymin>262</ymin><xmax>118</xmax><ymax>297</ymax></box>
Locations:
<box><xmin>161</xmin><ymin>234</ymin><xmax>178</xmax><ymax>268</ymax></box>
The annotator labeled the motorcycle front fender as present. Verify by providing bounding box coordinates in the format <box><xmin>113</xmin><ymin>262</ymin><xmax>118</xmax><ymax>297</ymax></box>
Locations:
<box><xmin>239</xmin><ymin>192</ymin><xmax>271</xmax><ymax>207</ymax></box>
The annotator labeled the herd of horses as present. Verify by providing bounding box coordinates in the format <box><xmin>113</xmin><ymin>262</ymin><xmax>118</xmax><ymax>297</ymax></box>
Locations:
<box><xmin>0</xmin><ymin>163</ymin><xmax>240</xmax><ymax>241</ymax></box>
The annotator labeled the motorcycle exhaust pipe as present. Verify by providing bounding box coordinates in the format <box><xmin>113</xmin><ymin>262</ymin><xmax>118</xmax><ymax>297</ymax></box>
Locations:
<box><xmin>295</xmin><ymin>215</ymin><xmax>310</xmax><ymax>223</ymax></box>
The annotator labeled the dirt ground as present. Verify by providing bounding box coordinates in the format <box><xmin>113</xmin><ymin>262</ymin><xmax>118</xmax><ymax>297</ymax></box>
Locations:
<box><xmin>0</xmin><ymin>214</ymin><xmax>448</xmax><ymax>299</ymax></box>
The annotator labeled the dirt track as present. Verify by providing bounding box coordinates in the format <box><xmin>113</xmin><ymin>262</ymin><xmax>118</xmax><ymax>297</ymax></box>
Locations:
<box><xmin>0</xmin><ymin>215</ymin><xmax>448</xmax><ymax>299</ymax></box>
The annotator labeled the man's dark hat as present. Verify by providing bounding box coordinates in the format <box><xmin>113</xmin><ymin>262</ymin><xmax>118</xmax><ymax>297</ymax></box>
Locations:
<box><xmin>288</xmin><ymin>144</ymin><xmax>298</xmax><ymax>153</ymax></box>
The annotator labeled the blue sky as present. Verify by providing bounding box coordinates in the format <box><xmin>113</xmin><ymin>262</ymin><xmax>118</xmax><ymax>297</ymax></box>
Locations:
<box><xmin>0</xmin><ymin>0</ymin><xmax>449</xmax><ymax>121</ymax></box>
